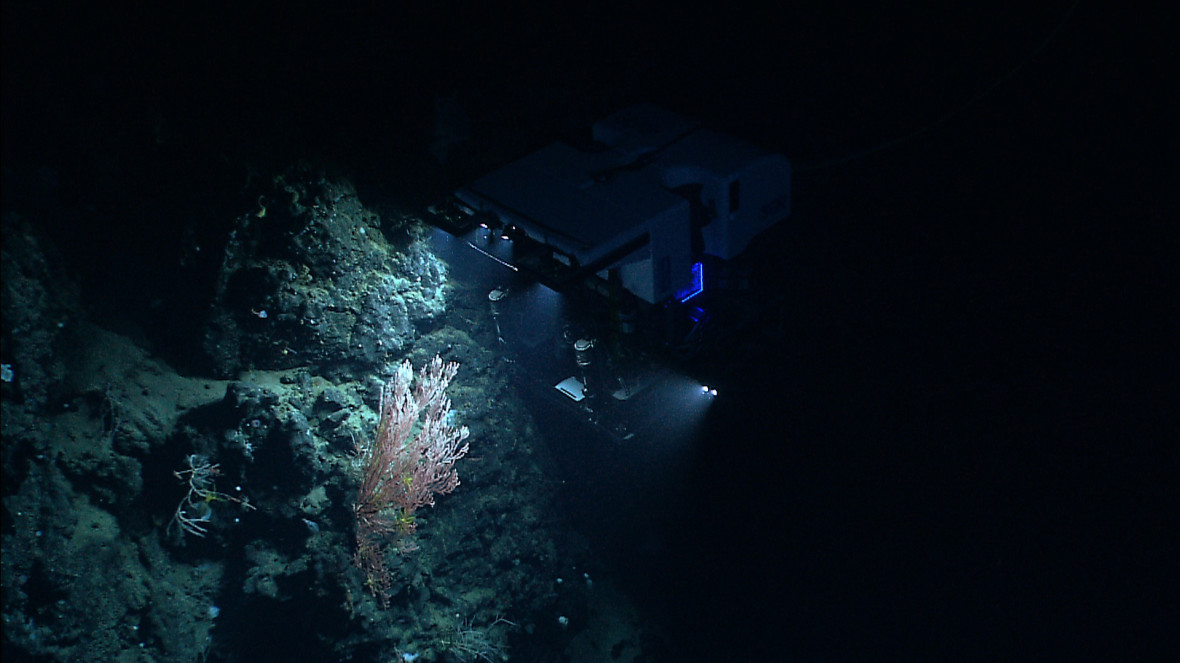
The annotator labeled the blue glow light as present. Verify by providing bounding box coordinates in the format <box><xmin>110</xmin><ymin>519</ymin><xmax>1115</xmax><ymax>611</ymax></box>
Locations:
<box><xmin>678</xmin><ymin>262</ymin><xmax>704</xmax><ymax>303</ymax></box>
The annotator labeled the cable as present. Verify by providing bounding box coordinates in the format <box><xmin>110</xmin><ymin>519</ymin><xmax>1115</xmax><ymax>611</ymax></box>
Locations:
<box><xmin>796</xmin><ymin>1</ymin><xmax>1080</xmax><ymax>173</ymax></box>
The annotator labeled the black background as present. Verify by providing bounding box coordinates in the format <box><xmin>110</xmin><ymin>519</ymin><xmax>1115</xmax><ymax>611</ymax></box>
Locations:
<box><xmin>3</xmin><ymin>1</ymin><xmax>1172</xmax><ymax>660</ymax></box>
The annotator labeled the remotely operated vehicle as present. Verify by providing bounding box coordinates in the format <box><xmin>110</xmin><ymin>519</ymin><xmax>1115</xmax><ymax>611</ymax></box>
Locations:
<box><xmin>427</xmin><ymin>104</ymin><xmax>792</xmax><ymax>441</ymax></box>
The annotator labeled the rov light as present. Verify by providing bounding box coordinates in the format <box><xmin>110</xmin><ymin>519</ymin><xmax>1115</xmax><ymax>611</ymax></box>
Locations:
<box><xmin>700</xmin><ymin>385</ymin><xmax>718</xmax><ymax>397</ymax></box>
<box><xmin>478</xmin><ymin>217</ymin><xmax>500</xmax><ymax>234</ymax></box>
<box><xmin>476</xmin><ymin>211</ymin><xmax>502</xmax><ymax>230</ymax></box>
<box><xmin>677</xmin><ymin>262</ymin><xmax>704</xmax><ymax>303</ymax></box>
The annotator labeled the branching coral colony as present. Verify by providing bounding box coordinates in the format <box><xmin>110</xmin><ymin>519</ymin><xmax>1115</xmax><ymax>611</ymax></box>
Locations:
<box><xmin>353</xmin><ymin>355</ymin><xmax>470</xmax><ymax>605</ymax></box>
<box><xmin>170</xmin><ymin>454</ymin><xmax>255</xmax><ymax>538</ymax></box>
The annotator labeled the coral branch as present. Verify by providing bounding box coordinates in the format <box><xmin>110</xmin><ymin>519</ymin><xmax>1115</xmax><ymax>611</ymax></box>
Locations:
<box><xmin>169</xmin><ymin>454</ymin><xmax>255</xmax><ymax>538</ymax></box>
<box><xmin>353</xmin><ymin>355</ymin><xmax>470</xmax><ymax>604</ymax></box>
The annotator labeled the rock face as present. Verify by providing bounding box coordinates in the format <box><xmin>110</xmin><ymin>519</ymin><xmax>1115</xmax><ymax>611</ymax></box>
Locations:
<box><xmin>203</xmin><ymin>167</ymin><xmax>448</xmax><ymax>380</ymax></box>
<box><xmin>1</xmin><ymin>215</ymin><xmax>81</xmax><ymax>412</ymax></box>
<box><xmin>0</xmin><ymin>171</ymin><xmax>628</xmax><ymax>663</ymax></box>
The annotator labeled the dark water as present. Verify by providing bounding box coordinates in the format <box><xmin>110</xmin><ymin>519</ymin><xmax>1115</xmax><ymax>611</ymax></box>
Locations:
<box><xmin>3</xmin><ymin>2</ymin><xmax>1170</xmax><ymax>660</ymax></box>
